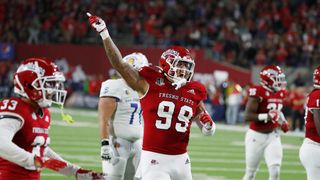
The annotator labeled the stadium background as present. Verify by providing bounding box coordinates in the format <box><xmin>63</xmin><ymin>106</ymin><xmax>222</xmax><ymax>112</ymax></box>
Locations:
<box><xmin>0</xmin><ymin>0</ymin><xmax>318</xmax><ymax>179</ymax></box>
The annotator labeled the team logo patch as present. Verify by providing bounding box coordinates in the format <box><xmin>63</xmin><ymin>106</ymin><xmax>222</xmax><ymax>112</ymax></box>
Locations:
<box><xmin>156</xmin><ymin>78</ymin><xmax>165</xmax><ymax>86</ymax></box>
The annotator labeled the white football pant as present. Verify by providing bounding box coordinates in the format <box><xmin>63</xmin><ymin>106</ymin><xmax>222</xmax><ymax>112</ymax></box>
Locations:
<box><xmin>139</xmin><ymin>150</ymin><xmax>192</xmax><ymax>180</ymax></box>
<box><xmin>243</xmin><ymin>129</ymin><xmax>282</xmax><ymax>180</ymax></box>
<box><xmin>102</xmin><ymin>137</ymin><xmax>142</xmax><ymax>180</ymax></box>
<box><xmin>299</xmin><ymin>138</ymin><xmax>320</xmax><ymax>180</ymax></box>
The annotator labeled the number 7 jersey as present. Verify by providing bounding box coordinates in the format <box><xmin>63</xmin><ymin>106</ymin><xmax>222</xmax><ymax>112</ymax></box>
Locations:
<box><xmin>139</xmin><ymin>66</ymin><xmax>207</xmax><ymax>155</ymax></box>
<box><xmin>99</xmin><ymin>79</ymin><xmax>143</xmax><ymax>141</ymax></box>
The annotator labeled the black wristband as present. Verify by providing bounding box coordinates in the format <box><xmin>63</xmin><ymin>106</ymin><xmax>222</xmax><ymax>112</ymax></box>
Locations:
<box><xmin>101</xmin><ymin>139</ymin><xmax>109</xmax><ymax>146</ymax></box>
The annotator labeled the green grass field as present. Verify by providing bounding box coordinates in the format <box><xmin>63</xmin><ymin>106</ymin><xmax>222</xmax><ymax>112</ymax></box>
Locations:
<box><xmin>41</xmin><ymin>108</ymin><xmax>306</xmax><ymax>180</ymax></box>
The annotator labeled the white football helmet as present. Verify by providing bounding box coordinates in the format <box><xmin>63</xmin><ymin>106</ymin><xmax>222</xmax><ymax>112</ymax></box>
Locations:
<box><xmin>123</xmin><ymin>52</ymin><xmax>149</xmax><ymax>69</ymax></box>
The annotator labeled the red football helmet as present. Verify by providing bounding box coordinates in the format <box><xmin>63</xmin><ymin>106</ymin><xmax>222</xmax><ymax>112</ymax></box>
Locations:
<box><xmin>313</xmin><ymin>65</ymin><xmax>320</xmax><ymax>88</ymax></box>
<box><xmin>159</xmin><ymin>46</ymin><xmax>195</xmax><ymax>83</ymax></box>
<box><xmin>260</xmin><ymin>65</ymin><xmax>286</xmax><ymax>91</ymax></box>
<box><xmin>14</xmin><ymin>58</ymin><xmax>67</xmax><ymax>108</ymax></box>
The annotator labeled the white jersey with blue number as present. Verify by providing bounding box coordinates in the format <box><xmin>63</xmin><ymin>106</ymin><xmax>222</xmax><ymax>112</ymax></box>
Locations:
<box><xmin>100</xmin><ymin>79</ymin><xmax>143</xmax><ymax>141</ymax></box>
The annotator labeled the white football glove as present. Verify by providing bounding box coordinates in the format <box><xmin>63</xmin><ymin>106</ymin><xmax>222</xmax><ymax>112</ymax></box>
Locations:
<box><xmin>87</xmin><ymin>12</ymin><xmax>110</xmax><ymax>40</ymax></box>
<box><xmin>202</xmin><ymin>121</ymin><xmax>216</xmax><ymax>136</ymax></box>
<box><xmin>101</xmin><ymin>139</ymin><xmax>118</xmax><ymax>165</ymax></box>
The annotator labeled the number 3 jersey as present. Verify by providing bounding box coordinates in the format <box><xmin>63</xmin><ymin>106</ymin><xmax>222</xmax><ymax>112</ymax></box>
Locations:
<box><xmin>100</xmin><ymin>79</ymin><xmax>143</xmax><ymax>141</ymax></box>
<box><xmin>0</xmin><ymin>97</ymin><xmax>50</xmax><ymax>179</ymax></box>
<box><xmin>248</xmin><ymin>85</ymin><xmax>286</xmax><ymax>131</ymax></box>
<box><xmin>139</xmin><ymin>66</ymin><xmax>207</xmax><ymax>155</ymax></box>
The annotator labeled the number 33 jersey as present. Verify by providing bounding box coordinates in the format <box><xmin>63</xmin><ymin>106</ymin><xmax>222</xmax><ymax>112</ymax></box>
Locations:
<box><xmin>100</xmin><ymin>79</ymin><xmax>143</xmax><ymax>141</ymax></box>
<box><xmin>0</xmin><ymin>97</ymin><xmax>50</xmax><ymax>178</ymax></box>
<box><xmin>139</xmin><ymin>66</ymin><xmax>207</xmax><ymax>155</ymax></box>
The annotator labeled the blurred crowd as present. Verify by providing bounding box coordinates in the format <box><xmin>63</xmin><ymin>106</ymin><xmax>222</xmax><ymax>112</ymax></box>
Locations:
<box><xmin>1</xmin><ymin>0</ymin><xmax>320</xmax><ymax>68</ymax></box>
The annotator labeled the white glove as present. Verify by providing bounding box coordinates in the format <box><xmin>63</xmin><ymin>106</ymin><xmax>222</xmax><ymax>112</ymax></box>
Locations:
<box><xmin>87</xmin><ymin>12</ymin><xmax>110</xmax><ymax>40</ymax></box>
<box><xmin>101</xmin><ymin>139</ymin><xmax>118</xmax><ymax>165</ymax></box>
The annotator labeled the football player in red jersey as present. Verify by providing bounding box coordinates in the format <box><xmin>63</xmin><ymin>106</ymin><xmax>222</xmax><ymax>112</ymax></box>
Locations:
<box><xmin>299</xmin><ymin>65</ymin><xmax>320</xmax><ymax>180</ymax></box>
<box><xmin>87</xmin><ymin>13</ymin><xmax>215</xmax><ymax>180</ymax></box>
<box><xmin>242</xmin><ymin>65</ymin><xmax>289</xmax><ymax>180</ymax></box>
<box><xmin>0</xmin><ymin>58</ymin><xmax>105</xmax><ymax>180</ymax></box>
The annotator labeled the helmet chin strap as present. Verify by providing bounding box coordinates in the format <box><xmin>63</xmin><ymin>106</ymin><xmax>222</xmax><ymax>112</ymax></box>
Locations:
<box><xmin>171</xmin><ymin>77</ymin><xmax>187</xmax><ymax>90</ymax></box>
<box><xmin>163</xmin><ymin>72</ymin><xmax>187</xmax><ymax>90</ymax></box>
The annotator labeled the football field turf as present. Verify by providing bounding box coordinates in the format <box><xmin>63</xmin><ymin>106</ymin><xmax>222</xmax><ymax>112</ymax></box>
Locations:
<box><xmin>41</xmin><ymin>108</ymin><xmax>306</xmax><ymax>180</ymax></box>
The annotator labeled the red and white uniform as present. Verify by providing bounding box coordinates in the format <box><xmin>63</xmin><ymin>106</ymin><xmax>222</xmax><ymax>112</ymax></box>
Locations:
<box><xmin>0</xmin><ymin>97</ymin><xmax>50</xmax><ymax>180</ymax></box>
<box><xmin>243</xmin><ymin>85</ymin><xmax>286</xmax><ymax>180</ymax></box>
<box><xmin>248</xmin><ymin>85</ymin><xmax>286</xmax><ymax>131</ymax></box>
<box><xmin>299</xmin><ymin>89</ymin><xmax>320</xmax><ymax>180</ymax></box>
<box><xmin>137</xmin><ymin>66</ymin><xmax>206</xmax><ymax>180</ymax></box>
<box><xmin>140</xmin><ymin>66</ymin><xmax>206</xmax><ymax>155</ymax></box>
<box><xmin>304</xmin><ymin>89</ymin><xmax>320</xmax><ymax>143</ymax></box>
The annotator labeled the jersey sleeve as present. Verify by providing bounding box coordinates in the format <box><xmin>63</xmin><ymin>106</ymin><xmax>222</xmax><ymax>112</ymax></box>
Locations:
<box><xmin>307</xmin><ymin>90</ymin><xmax>320</xmax><ymax>109</ymax></box>
<box><xmin>248</xmin><ymin>85</ymin><xmax>263</xmax><ymax>99</ymax></box>
<box><xmin>138</xmin><ymin>66</ymin><xmax>161</xmax><ymax>84</ymax></box>
<box><xmin>99</xmin><ymin>79</ymin><xmax>122</xmax><ymax>100</ymax></box>
<box><xmin>192</xmin><ymin>81</ymin><xmax>207</xmax><ymax>101</ymax></box>
<box><xmin>0</xmin><ymin>98</ymin><xmax>25</xmax><ymax>127</ymax></box>
<box><xmin>0</xmin><ymin>118</ymin><xmax>34</xmax><ymax>168</ymax></box>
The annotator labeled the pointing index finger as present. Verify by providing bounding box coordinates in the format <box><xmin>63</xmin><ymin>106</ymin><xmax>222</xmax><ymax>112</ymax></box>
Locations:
<box><xmin>86</xmin><ymin>12</ymin><xmax>92</xmax><ymax>17</ymax></box>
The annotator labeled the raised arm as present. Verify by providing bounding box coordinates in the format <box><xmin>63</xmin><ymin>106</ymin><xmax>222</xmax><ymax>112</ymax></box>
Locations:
<box><xmin>87</xmin><ymin>13</ymin><xmax>148</xmax><ymax>94</ymax></box>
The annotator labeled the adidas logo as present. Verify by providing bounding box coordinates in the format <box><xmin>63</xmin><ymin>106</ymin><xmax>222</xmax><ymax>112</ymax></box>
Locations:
<box><xmin>187</xmin><ymin>89</ymin><xmax>195</xmax><ymax>95</ymax></box>
<box><xmin>185</xmin><ymin>158</ymin><xmax>190</xmax><ymax>164</ymax></box>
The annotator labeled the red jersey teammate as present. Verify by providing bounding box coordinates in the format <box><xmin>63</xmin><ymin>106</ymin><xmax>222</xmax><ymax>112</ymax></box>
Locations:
<box><xmin>299</xmin><ymin>65</ymin><xmax>320</xmax><ymax>180</ymax></box>
<box><xmin>87</xmin><ymin>13</ymin><xmax>215</xmax><ymax>180</ymax></box>
<box><xmin>0</xmin><ymin>58</ymin><xmax>105</xmax><ymax>180</ymax></box>
<box><xmin>242</xmin><ymin>65</ymin><xmax>289</xmax><ymax>180</ymax></box>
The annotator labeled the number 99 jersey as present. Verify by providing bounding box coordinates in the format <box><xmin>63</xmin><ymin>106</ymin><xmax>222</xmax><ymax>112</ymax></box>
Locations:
<box><xmin>139</xmin><ymin>66</ymin><xmax>207</xmax><ymax>155</ymax></box>
<box><xmin>248</xmin><ymin>85</ymin><xmax>286</xmax><ymax>131</ymax></box>
<box><xmin>0</xmin><ymin>97</ymin><xmax>50</xmax><ymax>179</ymax></box>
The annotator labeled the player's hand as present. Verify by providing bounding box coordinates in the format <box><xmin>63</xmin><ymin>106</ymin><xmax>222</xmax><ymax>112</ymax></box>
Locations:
<box><xmin>199</xmin><ymin>112</ymin><xmax>215</xmax><ymax>136</ymax></box>
<box><xmin>280</xmin><ymin>121</ymin><xmax>289</xmax><ymax>133</ymax></box>
<box><xmin>76</xmin><ymin>168</ymin><xmax>106</xmax><ymax>180</ymax></box>
<box><xmin>268</xmin><ymin>109</ymin><xmax>280</xmax><ymax>123</ymax></box>
<box><xmin>101</xmin><ymin>139</ymin><xmax>118</xmax><ymax>164</ymax></box>
<box><xmin>86</xmin><ymin>12</ymin><xmax>109</xmax><ymax>40</ymax></box>
<box><xmin>33</xmin><ymin>155</ymin><xmax>44</xmax><ymax>171</ymax></box>
<box><xmin>43</xmin><ymin>158</ymin><xmax>67</xmax><ymax>171</ymax></box>
<box><xmin>199</xmin><ymin>112</ymin><xmax>213</xmax><ymax>127</ymax></box>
